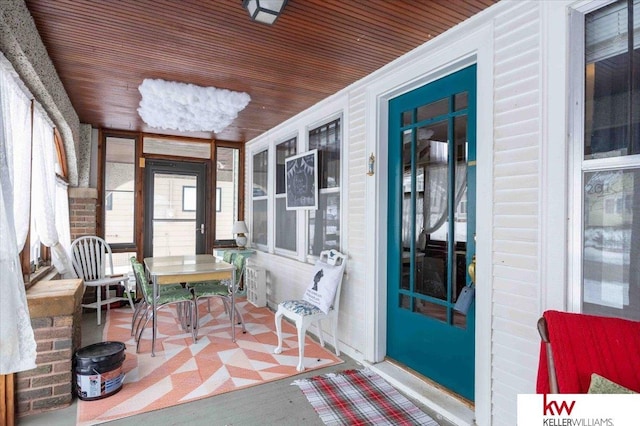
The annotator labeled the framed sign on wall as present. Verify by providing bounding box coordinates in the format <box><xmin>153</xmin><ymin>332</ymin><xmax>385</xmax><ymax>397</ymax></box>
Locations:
<box><xmin>285</xmin><ymin>149</ymin><xmax>318</xmax><ymax>210</ymax></box>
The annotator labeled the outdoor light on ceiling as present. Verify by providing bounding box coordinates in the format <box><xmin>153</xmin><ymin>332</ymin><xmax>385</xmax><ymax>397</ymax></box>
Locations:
<box><xmin>243</xmin><ymin>0</ymin><xmax>288</xmax><ymax>25</ymax></box>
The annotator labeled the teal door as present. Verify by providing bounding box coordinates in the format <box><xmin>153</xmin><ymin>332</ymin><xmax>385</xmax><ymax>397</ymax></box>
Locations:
<box><xmin>387</xmin><ymin>65</ymin><xmax>476</xmax><ymax>401</ymax></box>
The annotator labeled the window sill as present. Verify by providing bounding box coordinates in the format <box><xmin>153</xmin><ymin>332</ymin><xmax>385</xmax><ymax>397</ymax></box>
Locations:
<box><xmin>26</xmin><ymin>265</ymin><xmax>58</xmax><ymax>290</ymax></box>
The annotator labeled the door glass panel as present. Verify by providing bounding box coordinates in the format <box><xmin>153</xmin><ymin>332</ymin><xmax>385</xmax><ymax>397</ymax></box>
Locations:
<box><xmin>414</xmin><ymin>299</ymin><xmax>447</xmax><ymax>324</ymax></box>
<box><xmin>152</xmin><ymin>174</ymin><xmax>197</xmax><ymax>256</ymax></box>
<box><xmin>399</xmin><ymin>110</ymin><xmax>471</xmax><ymax>326</ymax></box>
<box><xmin>402</xmin><ymin>110</ymin><xmax>413</xmax><ymax>126</ymax></box>
<box><xmin>418</xmin><ymin>123</ymin><xmax>449</xmax><ymax>303</ymax></box>
<box><xmin>417</xmin><ymin>98</ymin><xmax>449</xmax><ymax>122</ymax></box>
<box><xmin>583</xmin><ymin>168</ymin><xmax>640</xmax><ymax>319</ymax></box>
<box><xmin>453</xmin><ymin>115</ymin><xmax>469</xmax><ymax>329</ymax></box>
<box><xmin>455</xmin><ymin>92</ymin><xmax>468</xmax><ymax>111</ymax></box>
<box><xmin>401</xmin><ymin>129</ymin><xmax>414</xmax><ymax>299</ymax></box>
<box><xmin>400</xmin><ymin>293</ymin><xmax>411</xmax><ymax>309</ymax></box>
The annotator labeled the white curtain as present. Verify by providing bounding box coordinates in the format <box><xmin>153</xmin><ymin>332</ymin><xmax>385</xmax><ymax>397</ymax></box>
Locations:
<box><xmin>31</xmin><ymin>106</ymin><xmax>72</xmax><ymax>275</ymax></box>
<box><xmin>0</xmin><ymin>63</ymin><xmax>37</xmax><ymax>374</ymax></box>
<box><xmin>423</xmin><ymin>162</ymin><xmax>467</xmax><ymax>234</ymax></box>
<box><xmin>402</xmin><ymin>141</ymin><xmax>468</xmax><ymax>248</ymax></box>
<box><xmin>0</xmin><ymin>63</ymin><xmax>31</xmax><ymax>246</ymax></box>
<box><xmin>55</xmin><ymin>176</ymin><xmax>73</xmax><ymax>277</ymax></box>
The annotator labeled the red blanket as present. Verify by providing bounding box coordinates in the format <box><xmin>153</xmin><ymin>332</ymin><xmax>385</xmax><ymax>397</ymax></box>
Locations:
<box><xmin>536</xmin><ymin>310</ymin><xmax>640</xmax><ymax>394</ymax></box>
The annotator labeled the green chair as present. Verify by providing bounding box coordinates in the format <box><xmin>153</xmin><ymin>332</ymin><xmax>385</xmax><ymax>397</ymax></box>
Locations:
<box><xmin>187</xmin><ymin>253</ymin><xmax>247</xmax><ymax>338</ymax></box>
<box><xmin>130</xmin><ymin>258</ymin><xmax>197</xmax><ymax>353</ymax></box>
<box><xmin>129</xmin><ymin>256</ymin><xmax>185</xmax><ymax>337</ymax></box>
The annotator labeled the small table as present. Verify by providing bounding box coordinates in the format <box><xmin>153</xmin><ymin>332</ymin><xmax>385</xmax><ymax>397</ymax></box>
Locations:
<box><xmin>144</xmin><ymin>254</ymin><xmax>235</xmax><ymax>356</ymax></box>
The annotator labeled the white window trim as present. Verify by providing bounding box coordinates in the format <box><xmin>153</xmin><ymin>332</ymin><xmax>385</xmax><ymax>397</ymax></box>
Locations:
<box><xmin>568</xmin><ymin>0</ymin><xmax>640</xmax><ymax>313</ymax></box>
<box><xmin>273</xmin><ymin>134</ymin><xmax>299</xmax><ymax>258</ymax></box>
<box><xmin>250</xmin><ymin>147</ymin><xmax>270</xmax><ymax>252</ymax></box>
<box><xmin>247</xmin><ymin>108</ymin><xmax>347</xmax><ymax>265</ymax></box>
<box><xmin>304</xmin><ymin>112</ymin><xmax>344</xmax><ymax>262</ymax></box>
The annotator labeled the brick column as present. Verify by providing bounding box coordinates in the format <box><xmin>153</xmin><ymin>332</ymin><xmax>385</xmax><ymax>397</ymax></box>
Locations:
<box><xmin>17</xmin><ymin>279</ymin><xmax>83</xmax><ymax>417</ymax></box>
<box><xmin>68</xmin><ymin>187</ymin><xmax>98</xmax><ymax>241</ymax></box>
<box><xmin>68</xmin><ymin>187</ymin><xmax>98</xmax><ymax>305</ymax></box>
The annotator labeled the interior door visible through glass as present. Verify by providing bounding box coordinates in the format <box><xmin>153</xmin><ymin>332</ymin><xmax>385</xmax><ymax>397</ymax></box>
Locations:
<box><xmin>144</xmin><ymin>160</ymin><xmax>206</xmax><ymax>257</ymax></box>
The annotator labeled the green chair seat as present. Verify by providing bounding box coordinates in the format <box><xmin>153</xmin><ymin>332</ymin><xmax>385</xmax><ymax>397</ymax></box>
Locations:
<box><xmin>130</xmin><ymin>258</ymin><xmax>197</xmax><ymax>353</ymax></box>
<box><xmin>186</xmin><ymin>253</ymin><xmax>247</xmax><ymax>334</ymax></box>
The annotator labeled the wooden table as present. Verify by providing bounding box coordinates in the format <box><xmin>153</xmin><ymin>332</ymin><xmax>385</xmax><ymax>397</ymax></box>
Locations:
<box><xmin>144</xmin><ymin>254</ymin><xmax>236</xmax><ymax>356</ymax></box>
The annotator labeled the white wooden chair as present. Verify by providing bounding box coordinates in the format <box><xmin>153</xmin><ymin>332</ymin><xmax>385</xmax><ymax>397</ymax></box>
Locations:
<box><xmin>70</xmin><ymin>236</ymin><xmax>134</xmax><ymax>325</ymax></box>
<box><xmin>273</xmin><ymin>249</ymin><xmax>347</xmax><ymax>371</ymax></box>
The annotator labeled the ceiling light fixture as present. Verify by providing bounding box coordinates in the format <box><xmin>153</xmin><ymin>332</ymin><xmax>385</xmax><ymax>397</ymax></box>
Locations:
<box><xmin>243</xmin><ymin>0</ymin><xmax>288</xmax><ymax>25</ymax></box>
<box><xmin>137</xmin><ymin>79</ymin><xmax>250</xmax><ymax>133</ymax></box>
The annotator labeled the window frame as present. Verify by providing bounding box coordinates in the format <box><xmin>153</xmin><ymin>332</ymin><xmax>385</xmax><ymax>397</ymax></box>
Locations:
<box><xmin>274</xmin><ymin>135</ymin><xmax>299</xmax><ymax>255</ymax></box>
<box><xmin>98</xmin><ymin>132</ymin><xmax>245</xmax><ymax>258</ymax></box>
<box><xmin>213</xmin><ymin>142</ymin><xmax>244</xmax><ymax>248</ymax></box>
<box><xmin>305</xmin><ymin>114</ymin><xmax>343</xmax><ymax>260</ymax></box>
<box><xmin>569</xmin><ymin>0</ymin><xmax>640</xmax><ymax>316</ymax></box>
<box><xmin>248</xmin><ymin>111</ymin><xmax>345</xmax><ymax>264</ymax></box>
<box><xmin>99</xmin><ymin>131</ymin><xmax>140</xmax><ymax>253</ymax></box>
<box><xmin>3</xmin><ymin>62</ymin><xmax>67</xmax><ymax>286</ymax></box>
<box><xmin>251</xmin><ymin>148</ymin><xmax>270</xmax><ymax>251</ymax></box>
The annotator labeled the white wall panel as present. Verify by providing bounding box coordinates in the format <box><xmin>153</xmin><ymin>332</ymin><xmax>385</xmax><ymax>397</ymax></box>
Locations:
<box><xmin>342</xmin><ymin>89</ymin><xmax>367</xmax><ymax>353</ymax></box>
<box><xmin>492</xmin><ymin>2</ymin><xmax>541</xmax><ymax>423</ymax></box>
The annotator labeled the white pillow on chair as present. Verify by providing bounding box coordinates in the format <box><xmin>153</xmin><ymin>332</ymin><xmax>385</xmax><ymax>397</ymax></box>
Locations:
<box><xmin>302</xmin><ymin>260</ymin><xmax>344</xmax><ymax>314</ymax></box>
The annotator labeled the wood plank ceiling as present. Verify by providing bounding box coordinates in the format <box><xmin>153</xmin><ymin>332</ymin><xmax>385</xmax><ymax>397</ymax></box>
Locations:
<box><xmin>25</xmin><ymin>0</ymin><xmax>496</xmax><ymax>143</ymax></box>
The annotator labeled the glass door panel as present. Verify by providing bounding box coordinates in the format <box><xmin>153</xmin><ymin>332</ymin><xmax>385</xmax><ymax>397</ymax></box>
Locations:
<box><xmin>144</xmin><ymin>160</ymin><xmax>206</xmax><ymax>258</ymax></box>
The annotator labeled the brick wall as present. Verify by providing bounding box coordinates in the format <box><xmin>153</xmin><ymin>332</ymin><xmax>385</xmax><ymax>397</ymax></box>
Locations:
<box><xmin>68</xmin><ymin>187</ymin><xmax>98</xmax><ymax>241</ymax></box>
<box><xmin>18</xmin><ymin>280</ymin><xmax>83</xmax><ymax>417</ymax></box>
<box><xmin>68</xmin><ymin>187</ymin><xmax>98</xmax><ymax>304</ymax></box>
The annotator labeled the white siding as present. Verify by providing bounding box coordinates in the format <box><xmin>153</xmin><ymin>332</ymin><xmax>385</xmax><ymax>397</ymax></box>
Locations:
<box><xmin>491</xmin><ymin>3</ymin><xmax>541</xmax><ymax>425</ymax></box>
<box><xmin>343</xmin><ymin>89</ymin><xmax>367</xmax><ymax>353</ymax></box>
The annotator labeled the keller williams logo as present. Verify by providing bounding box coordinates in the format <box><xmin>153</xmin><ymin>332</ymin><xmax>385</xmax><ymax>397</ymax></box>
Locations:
<box><xmin>543</xmin><ymin>394</ymin><xmax>576</xmax><ymax>416</ymax></box>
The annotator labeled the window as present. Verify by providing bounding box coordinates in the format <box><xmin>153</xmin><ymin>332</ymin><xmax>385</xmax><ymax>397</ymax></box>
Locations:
<box><xmin>308</xmin><ymin>117</ymin><xmax>342</xmax><ymax>256</ymax></box>
<box><xmin>1</xmin><ymin>59</ymin><xmax>71</xmax><ymax>284</ymax></box>
<box><xmin>214</xmin><ymin>145</ymin><xmax>241</xmax><ymax>244</ymax></box>
<box><xmin>252</xmin><ymin>150</ymin><xmax>269</xmax><ymax>247</ymax></box>
<box><xmin>275</xmin><ymin>137</ymin><xmax>297</xmax><ymax>252</ymax></box>
<box><xmin>249</xmin><ymin>115</ymin><xmax>343</xmax><ymax>259</ymax></box>
<box><xmin>103</xmin><ymin>135</ymin><xmax>137</xmax><ymax>247</ymax></box>
<box><xmin>578</xmin><ymin>0</ymin><xmax>640</xmax><ymax>320</ymax></box>
<box><xmin>182</xmin><ymin>186</ymin><xmax>196</xmax><ymax>211</ymax></box>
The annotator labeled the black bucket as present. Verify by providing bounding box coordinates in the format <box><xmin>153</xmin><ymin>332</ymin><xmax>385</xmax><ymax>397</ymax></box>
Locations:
<box><xmin>74</xmin><ymin>341</ymin><xmax>126</xmax><ymax>401</ymax></box>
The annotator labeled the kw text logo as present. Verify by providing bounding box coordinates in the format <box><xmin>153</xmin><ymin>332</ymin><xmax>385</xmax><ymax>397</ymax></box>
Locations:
<box><xmin>543</xmin><ymin>394</ymin><xmax>576</xmax><ymax>416</ymax></box>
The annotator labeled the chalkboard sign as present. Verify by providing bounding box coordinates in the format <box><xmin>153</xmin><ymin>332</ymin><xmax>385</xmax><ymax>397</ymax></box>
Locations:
<box><xmin>285</xmin><ymin>149</ymin><xmax>318</xmax><ymax>210</ymax></box>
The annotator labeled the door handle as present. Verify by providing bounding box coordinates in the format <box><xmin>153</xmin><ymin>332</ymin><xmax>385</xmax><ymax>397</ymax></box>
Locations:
<box><xmin>468</xmin><ymin>255</ymin><xmax>476</xmax><ymax>284</ymax></box>
<box><xmin>197</xmin><ymin>224</ymin><xmax>205</xmax><ymax>234</ymax></box>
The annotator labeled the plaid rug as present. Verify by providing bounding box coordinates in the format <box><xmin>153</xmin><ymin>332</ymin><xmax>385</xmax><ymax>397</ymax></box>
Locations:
<box><xmin>293</xmin><ymin>369</ymin><xmax>438</xmax><ymax>425</ymax></box>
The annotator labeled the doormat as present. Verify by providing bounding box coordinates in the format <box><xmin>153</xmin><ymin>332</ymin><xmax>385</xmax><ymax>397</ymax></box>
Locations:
<box><xmin>293</xmin><ymin>369</ymin><xmax>438</xmax><ymax>426</ymax></box>
<box><xmin>77</xmin><ymin>301</ymin><xmax>343</xmax><ymax>425</ymax></box>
